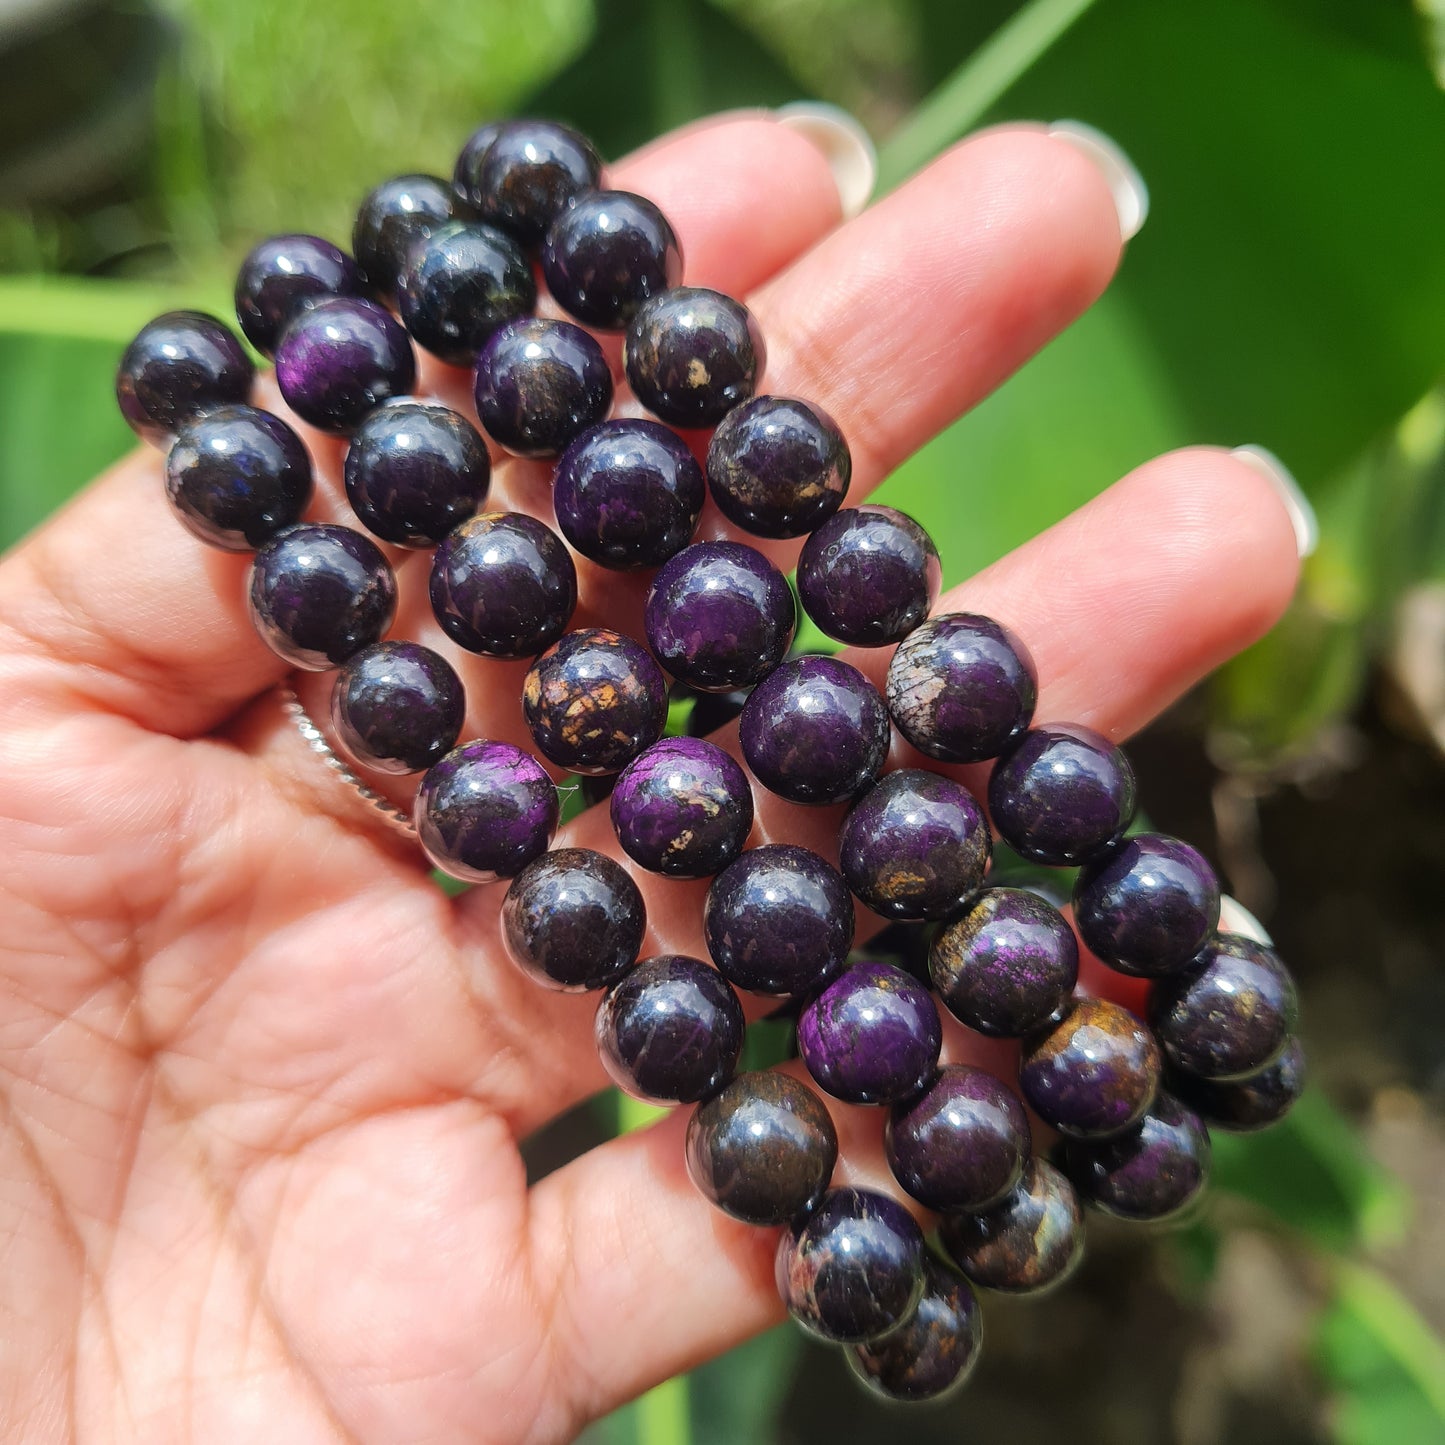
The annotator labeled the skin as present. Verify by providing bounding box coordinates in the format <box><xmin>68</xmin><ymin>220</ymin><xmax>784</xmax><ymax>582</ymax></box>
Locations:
<box><xmin>0</xmin><ymin>111</ymin><xmax>1301</xmax><ymax>1442</ymax></box>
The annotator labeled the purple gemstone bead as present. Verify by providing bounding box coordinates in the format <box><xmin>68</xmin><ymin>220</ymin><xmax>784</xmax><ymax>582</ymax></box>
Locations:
<box><xmin>414</xmin><ymin>740</ymin><xmax>558</xmax><ymax>884</ymax></box>
<box><xmin>798</xmin><ymin>959</ymin><xmax>942</xmax><ymax>1105</ymax></box>
<box><xmin>1173</xmin><ymin>1035</ymin><xmax>1305</xmax><ymax>1132</ymax></box>
<box><xmin>645</xmin><ymin>541</ymin><xmax>795</xmax><ymax>692</ymax></box>
<box><xmin>464</xmin><ymin>119</ymin><xmax>603</xmax><ymax>247</ymax></box>
<box><xmin>1074</xmin><ymin>833</ymin><xmax>1221</xmax><ymax>978</ymax></box>
<box><xmin>248</xmin><ymin>524</ymin><xmax>396</xmax><ymax>671</ymax></box>
<box><xmin>838</xmin><ymin>769</ymin><xmax>990</xmax><ymax>921</ymax></box>
<box><xmin>739</xmin><ymin>655</ymin><xmax>890</xmax><ymax>805</ymax></box>
<box><xmin>234</xmin><ymin>233</ymin><xmax>367</xmax><ymax>357</ymax></box>
<box><xmin>330</xmin><ymin>640</ymin><xmax>464</xmax><ymax>774</ymax></box>
<box><xmin>353</xmin><ymin>173</ymin><xmax>454</xmax><ymax>298</ymax></box>
<box><xmin>704</xmin><ymin>844</ymin><xmax>854</xmax><ymax>996</ymax></box>
<box><xmin>610</xmin><ymin>737</ymin><xmax>754</xmax><ymax>878</ymax></box>
<box><xmin>275</xmin><ymin>296</ymin><xmax>416</xmax><ymax>435</ymax></box>
<box><xmin>451</xmin><ymin>121</ymin><xmax>506</xmax><ymax>212</ymax></box>
<box><xmin>116</xmin><ymin>311</ymin><xmax>253</xmax><ymax>445</ymax></box>
<box><xmin>595</xmin><ymin>954</ymin><xmax>744</xmax><ymax>1104</ymax></box>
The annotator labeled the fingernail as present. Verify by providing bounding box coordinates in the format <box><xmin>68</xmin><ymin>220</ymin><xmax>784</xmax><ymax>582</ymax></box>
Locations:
<box><xmin>1231</xmin><ymin>445</ymin><xmax>1318</xmax><ymax>558</ymax></box>
<box><xmin>1218</xmin><ymin>894</ymin><xmax>1274</xmax><ymax>947</ymax></box>
<box><xmin>1048</xmin><ymin>121</ymin><xmax>1149</xmax><ymax>242</ymax></box>
<box><xmin>776</xmin><ymin>102</ymin><xmax>877</xmax><ymax>220</ymax></box>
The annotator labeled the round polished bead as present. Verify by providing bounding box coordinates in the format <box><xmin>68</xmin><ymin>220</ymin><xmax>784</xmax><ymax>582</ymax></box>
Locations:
<box><xmin>930</xmin><ymin>888</ymin><xmax>1079</xmax><ymax>1038</ymax></box>
<box><xmin>116</xmin><ymin>311</ymin><xmax>253</xmax><ymax>444</ymax></box>
<box><xmin>705</xmin><ymin>395</ymin><xmax>850</xmax><ymax>539</ymax></box>
<box><xmin>1019</xmin><ymin>997</ymin><xmax>1161</xmax><ymax>1140</ymax></box>
<box><xmin>501</xmin><ymin>847</ymin><xmax>645</xmax><ymax>992</ymax></box>
<box><xmin>797</xmin><ymin>506</ymin><xmax>941</xmax><ymax>647</ymax></box>
<box><xmin>988</xmin><ymin>723</ymin><xmax>1137</xmax><ymax>866</ymax></box>
<box><xmin>248</xmin><ymin>524</ymin><xmax>396</xmax><ymax>671</ymax></box>
<box><xmin>451</xmin><ymin>120</ymin><xmax>506</xmax><ymax>212</ymax></box>
<box><xmin>939</xmin><ymin>1159</ymin><xmax>1084</xmax><ymax>1295</ymax></box>
<box><xmin>414</xmin><ymin>740</ymin><xmax>558</xmax><ymax>884</ymax></box>
<box><xmin>353</xmin><ymin>173</ymin><xmax>454</xmax><ymax>298</ymax></box>
<box><xmin>886</xmin><ymin>1065</ymin><xmax>1030</xmax><ymax>1213</ymax></box>
<box><xmin>1074</xmin><ymin>833</ymin><xmax>1221</xmax><ymax>978</ymax></box>
<box><xmin>463</xmin><ymin>119</ymin><xmax>603</xmax><ymax>247</ymax></box>
<box><xmin>522</xmin><ymin>628</ymin><xmax>667</xmax><ymax>774</ymax></box>
<box><xmin>776</xmin><ymin>1187</ymin><xmax>925</xmax><ymax>1343</ymax></box>
<box><xmin>644</xmin><ymin>541</ymin><xmax>795</xmax><ymax>691</ymax></box>
<box><xmin>165</xmin><ymin>404</ymin><xmax>312</xmax><ymax>551</ymax></box>
<box><xmin>553</xmin><ymin>418</ymin><xmax>705</xmax><ymax>570</ymax></box>
<box><xmin>542</xmin><ymin>189</ymin><xmax>681</xmax><ymax>329</ymax></box>
<box><xmin>474</xmin><ymin>318</ymin><xmax>612</xmax><ymax>457</ymax></box>
<box><xmin>610</xmin><ymin>737</ymin><xmax>753</xmax><ymax>878</ymax></box>
<box><xmin>704</xmin><ymin>844</ymin><xmax>853</xmax><ymax>996</ymax></box>
<box><xmin>331</xmin><ymin>641</ymin><xmax>464</xmax><ymax>774</ymax></box>
<box><xmin>624</xmin><ymin>287</ymin><xmax>765</xmax><ymax>428</ymax></box>
<box><xmin>429</xmin><ymin>511</ymin><xmax>577</xmax><ymax>659</ymax></box>
<box><xmin>798</xmin><ymin>959</ymin><xmax>942</xmax><ymax>1105</ymax></box>
<box><xmin>739</xmin><ymin>656</ymin><xmax>890</xmax><ymax>805</ymax></box>
<box><xmin>274</xmin><ymin>296</ymin><xmax>416</xmax><ymax>435</ymax></box>
<box><xmin>685</xmin><ymin>1071</ymin><xmax>838</xmax><ymax>1225</ymax></box>
<box><xmin>234</xmin><ymin>234</ymin><xmax>366</xmax><ymax>357</ymax></box>
<box><xmin>344</xmin><ymin>401</ymin><xmax>490</xmax><ymax>547</ymax></box>
<box><xmin>595</xmin><ymin>954</ymin><xmax>744</xmax><ymax>1104</ymax></box>
<box><xmin>1173</xmin><ymin>1035</ymin><xmax>1305</xmax><ymax>1132</ymax></box>
<box><xmin>839</xmin><ymin>769</ymin><xmax>990</xmax><ymax>921</ymax></box>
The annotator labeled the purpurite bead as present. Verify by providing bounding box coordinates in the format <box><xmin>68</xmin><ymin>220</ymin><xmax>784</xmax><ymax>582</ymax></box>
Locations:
<box><xmin>353</xmin><ymin>173</ymin><xmax>455</xmax><ymax>298</ymax></box>
<box><xmin>234</xmin><ymin>233</ymin><xmax>367</xmax><ymax>357</ymax></box>
<box><xmin>331</xmin><ymin>640</ymin><xmax>465</xmax><ymax>774</ymax></box>
<box><xmin>464</xmin><ymin>119</ymin><xmax>603</xmax><ymax>247</ymax></box>
<box><xmin>116</xmin><ymin>311</ymin><xmax>253</xmax><ymax>445</ymax></box>
<box><xmin>1172</xmin><ymin>1035</ymin><xmax>1306</xmax><ymax>1132</ymax></box>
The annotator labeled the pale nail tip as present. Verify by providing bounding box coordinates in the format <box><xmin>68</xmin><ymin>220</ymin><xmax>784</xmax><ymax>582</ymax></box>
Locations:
<box><xmin>1048</xmin><ymin>120</ymin><xmax>1150</xmax><ymax>241</ymax></box>
<box><xmin>1218</xmin><ymin>895</ymin><xmax>1274</xmax><ymax>948</ymax></box>
<box><xmin>776</xmin><ymin>101</ymin><xmax>878</xmax><ymax>220</ymax></box>
<box><xmin>1231</xmin><ymin>445</ymin><xmax>1319</xmax><ymax>559</ymax></box>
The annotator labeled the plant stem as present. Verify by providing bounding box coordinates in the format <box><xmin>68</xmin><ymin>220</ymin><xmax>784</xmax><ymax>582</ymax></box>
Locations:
<box><xmin>1333</xmin><ymin>1260</ymin><xmax>1445</xmax><ymax>1420</ymax></box>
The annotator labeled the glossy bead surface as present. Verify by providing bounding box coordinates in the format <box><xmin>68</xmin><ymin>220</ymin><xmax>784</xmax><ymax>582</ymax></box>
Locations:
<box><xmin>331</xmin><ymin>640</ymin><xmax>464</xmax><ymax>773</ymax></box>
<box><xmin>429</xmin><ymin>511</ymin><xmax>577</xmax><ymax>658</ymax></box>
<box><xmin>775</xmin><ymin>1187</ymin><xmax>925</xmax><ymax>1343</ymax></box>
<box><xmin>1173</xmin><ymin>1035</ymin><xmax>1305</xmax><ymax>1132</ymax></box>
<box><xmin>451</xmin><ymin>120</ymin><xmax>506</xmax><ymax>212</ymax></box>
<box><xmin>553</xmin><ymin>418</ymin><xmax>705</xmax><ymax>570</ymax></box>
<box><xmin>344</xmin><ymin>401</ymin><xmax>490</xmax><ymax>547</ymax></box>
<box><xmin>645</xmin><ymin>541</ymin><xmax>795</xmax><ymax>691</ymax></box>
<box><xmin>414</xmin><ymin>740</ymin><xmax>558</xmax><ymax>884</ymax></box>
<box><xmin>353</xmin><ymin>173</ymin><xmax>454</xmax><ymax>298</ymax></box>
<box><xmin>164</xmin><ymin>404</ymin><xmax>311</xmax><ymax>551</ymax></box>
<box><xmin>797</xmin><ymin>506</ymin><xmax>941</xmax><ymax>647</ymax></box>
<box><xmin>595</xmin><ymin>954</ymin><xmax>744</xmax><ymax>1104</ymax></box>
<box><xmin>1019</xmin><ymin>998</ymin><xmax>1161</xmax><ymax>1140</ymax></box>
<box><xmin>1062</xmin><ymin>1092</ymin><xmax>1211</xmax><ymax>1221</ymax></box>
<box><xmin>839</xmin><ymin>769</ymin><xmax>990</xmax><ymax>921</ymax></box>
<box><xmin>704</xmin><ymin>844</ymin><xmax>853</xmax><ymax>996</ymax></box>
<box><xmin>248</xmin><ymin>524</ymin><xmax>396</xmax><ymax>671</ymax></box>
<box><xmin>522</xmin><ymin>628</ymin><xmax>666</xmax><ymax>774</ymax></box>
<box><xmin>474</xmin><ymin>318</ymin><xmax>611</xmax><ymax>458</ymax></box>
<box><xmin>797</xmin><ymin>959</ymin><xmax>942</xmax><ymax>1105</ymax></box>
<box><xmin>1075</xmin><ymin>833</ymin><xmax>1222</xmax><ymax>978</ymax></box>
<box><xmin>610</xmin><ymin>737</ymin><xmax>754</xmax><ymax>878</ymax></box>
<box><xmin>739</xmin><ymin>655</ymin><xmax>890</xmax><ymax>805</ymax></box>
<box><xmin>464</xmin><ymin>119</ymin><xmax>603</xmax><ymax>247</ymax></box>
<box><xmin>501</xmin><ymin>847</ymin><xmax>645</xmax><ymax>992</ymax></box>
<box><xmin>624</xmin><ymin>287</ymin><xmax>765</xmax><ymax>427</ymax></box>
<box><xmin>234</xmin><ymin>234</ymin><xmax>366</xmax><ymax>357</ymax></box>
<box><xmin>989</xmin><ymin>723</ymin><xmax>1138</xmax><ymax>866</ymax></box>
<box><xmin>685</xmin><ymin>1071</ymin><xmax>838</xmax><ymax>1225</ymax></box>
<box><xmin>541</xmin><ymin>189</ymin><xmax>681</xmax><ymax>329</ymax></box>
<box><xmin>116</xmin><ymin>311</ymin><xmax>253</xmax><ymax>444</ymax></box>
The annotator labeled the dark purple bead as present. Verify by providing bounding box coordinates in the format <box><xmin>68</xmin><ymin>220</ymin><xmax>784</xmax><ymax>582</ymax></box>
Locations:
<box><xmin>234</xmin><ymin>234</ymin><xmax>367</xmax><ymax>357</ymax></box>
<box><xmin>451</xmin><ymin>120</ymin><xmax>506</xmax><ymax>212</ymax></box>
<box><xmin>116</xmin><ymin>311</ymin><xmax>253</xmax><ymax>444</ymax></box>
<box><xmin>274</xmin><ymin>297</ymin><xmax>416</xmax><ymax>435</ymax></box>
<box><xmin>625</xmin><ymin>287</ymin><xmax>765</xmax><ymax>428</ymax></box>
<box><xmin>1173</xmin><ymin>1035</ymin><xmax>1305</xmax><ymax>1133</ymax></box>
<box><xmin>930</xmin><ymin>888</ymin><xmax>1079</xmax><ymax>1038</ymax></box>
<box><xmin>686</xmin><ymin>1071</ymin><xmax>838</xmax><ymax>1226</ymax></box>
<box><xmin>704</xmin><ymin>844</ymin><xmax>853</xmax><ymax>996</ymax></box>
<box><xmin>739</xmin><ymin>656</ymin><xmax>890</xmax><ymax>805</ymax></box>
<box><xmin>797</xmin><ymin>506</ymin><xmax>941</xmax><ymax>647</ymax></box>
<box><xmin>839</xmin><ymin>769</ymin><xmax>990</xmax><ymax>921</ymax></box>
<box><xmin>429</xmin><ymin>511</ymin><xmax>577</xmax><ymax>658</ymax></box>
<box><xmin>553</xmin><ymin>419</ymin><xmax>705</xmax><ymax>570</ymax></box>
<box><xmin>522</xmin><ymin>628</ymin><xmax>667</xmax><ymax>774</ymax></box>
<box><xmin>165</xmin><ymin>404</ymin><xmax>311</xmax><ymax>551</ymax></box>
<box><xmin>474</xmin><ymin>318</ymin><xmax>612</xmax><ymax>457</ymax></box>
<box><xmin>645</xmin><ymin>541</ymin><xmax>795</xmax><ymax>692</ymax></box>
<box><xmin>705</xmin><ymin>395</ymin><xmax>850</xmax><ymax>539</ymax></box>
<box><xmin>1019</xmin><ymin>998</ymin><xmax>1161</xmax><ymax>1139</ymax></box>
<box><xmin>501</xmin><ymin>847</ymin><xmax>645</xmax><ymax>992</ymax></box>
<box><xmin>344</xmin><ymin>401</ymin><xmax>490</xmax><ymax>547</ymax></box>
<box><xmin>248</xmin><ymin>524</ymin><xmax>396</xmax><ymax>671</ymax></box>
<box><xmin>465</xmin><ymin>119</ymin><xmax>603</xmax><ymax>247</ymax></box>
<box><xmin>541</xmin><ymin>189</ymin><xmax>682</xmax><ymax>329</ymax></box>
<box><xmin>988</xmin><ymin>723</ymin><xmax>1137</xmax><ymax>866</ymax></box>
<box><xmin>610</xmin><ymin>737</ymin><xmax>753</xmax><ymax>878</ymax></box>
<box><xmin>414</xmin><ymin>740</ymin><xmax>558</xmax><ymax>884</ymax></box>
<box><xmin>353</xmin><ymin>173</ymin><xmax>454</xmax><ymax>299</ymax></box>
<box><xmin>1074</xmin><ymin>833</ymin><xmax>1221</xmax><ymax>978</ymax></box>
<box><xmin>595</xmin><ymin>954</ymin><xmax>744</xmax><ymax>1104</ymax></box>
<box><xmin>886</xmin><ymin>1065</ymin><xmax>1030</xmax><ymax>1212</ymax></box>
<box><xmin>797</xmin><ymin>959</ymin><xmax>942</xmax><ymax>1105</ymax></box>
<box><xmin>330</xmin><ymin>640</ymin><xmax>464</xmax><ymax>774</ymax></box>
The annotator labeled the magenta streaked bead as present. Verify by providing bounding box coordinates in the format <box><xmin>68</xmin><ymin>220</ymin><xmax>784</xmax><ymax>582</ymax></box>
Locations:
<box><xmin>234</xmin><ymin>233</ymin><xmax>367</xmax><ymax>357</ymax></box>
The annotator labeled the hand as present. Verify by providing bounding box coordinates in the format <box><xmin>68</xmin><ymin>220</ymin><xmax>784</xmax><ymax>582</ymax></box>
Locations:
<box><xmin>0</xmin><ymin>112</ymin><xmax>1302</xmax><ymax>1442</ymax></box>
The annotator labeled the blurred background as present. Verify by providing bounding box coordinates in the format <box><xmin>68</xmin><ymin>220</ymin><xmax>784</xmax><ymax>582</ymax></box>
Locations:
<box><xmin>2</xmin><ymin>0</ymin><xmax>1445</xmax><ymax>1440</ymax></box>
